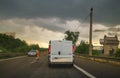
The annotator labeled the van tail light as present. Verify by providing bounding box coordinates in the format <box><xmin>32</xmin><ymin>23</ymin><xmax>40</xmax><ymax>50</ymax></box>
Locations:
<box><xmin>48</xmin><ymin>45</ymin><xmax>51</xmax><ymax>54</ymax></box>
<box><xmin>72</xmin><ymin>45</ymin><xmax>75</xmax><ymax>54</ymax></box>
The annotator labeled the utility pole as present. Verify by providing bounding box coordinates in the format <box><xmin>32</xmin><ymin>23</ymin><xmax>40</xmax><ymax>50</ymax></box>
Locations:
<box><xmin>89</xmin><ymin>8</ymin><xmax>93</xmax><ymax>56</ymax></box>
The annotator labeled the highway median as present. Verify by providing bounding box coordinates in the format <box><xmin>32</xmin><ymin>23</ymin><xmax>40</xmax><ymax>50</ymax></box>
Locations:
<box><xmin>0</xmin><ymin>52</ymin><xmax>26</xmax><ymax>59</ymax></box>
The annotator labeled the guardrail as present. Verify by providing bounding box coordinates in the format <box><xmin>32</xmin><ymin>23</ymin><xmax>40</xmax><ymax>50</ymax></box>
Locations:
<box><xmin>76</xmin><ymin>53</ymin><xmax>120</xmax><ymax>66</ymax></box>
<box><xmin>0</xmin><ymin>52</ymin><xmax>26</xmax><ymax>59</ymax></box>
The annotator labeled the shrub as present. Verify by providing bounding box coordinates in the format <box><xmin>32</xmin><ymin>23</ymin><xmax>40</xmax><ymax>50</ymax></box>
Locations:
<box><xmin>115</xmin><ymin>49</ymin><xmax>120</xmax><ymax>57</ymax></box>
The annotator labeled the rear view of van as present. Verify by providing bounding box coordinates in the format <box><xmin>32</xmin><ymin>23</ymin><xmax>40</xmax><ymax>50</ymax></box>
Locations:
<box><xmin>48</xmin><ymin>40</ymin><xmax>74</xmax><ymax>66</ymax></box>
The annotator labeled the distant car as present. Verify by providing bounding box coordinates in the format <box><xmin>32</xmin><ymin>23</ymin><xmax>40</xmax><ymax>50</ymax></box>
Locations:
<box><xmin>28</xmin><ymin>50</ymin><xmax>37</xmax><ymax>56</ymax></box>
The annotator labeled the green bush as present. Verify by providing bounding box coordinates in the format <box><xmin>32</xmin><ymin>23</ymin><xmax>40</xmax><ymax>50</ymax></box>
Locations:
<box><xmin>92</xmin><ymin>50</ymin><xmax>100</xmax><ymax>56</ymax></box>
<box><xmin>75</xmin><ymin>41</ymin><xmax>89</xmax><ymax>54</ymax></box>
<box><xmin>0</xmin><ymin>34</ymin><xmax>41</xmax><ymax>53</ymax></box>
<box><xmin>0</xmin><ymin>47</ymin><xmax>9</xmax><ymax>53</ymax></box>
<box><xmin>115</xmin><ymin>49</ymin><xmax>120</xmax><ymax>57</ymax></box>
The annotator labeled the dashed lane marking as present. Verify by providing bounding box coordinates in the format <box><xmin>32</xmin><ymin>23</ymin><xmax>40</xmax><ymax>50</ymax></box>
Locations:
<box><xmin>30</xmin><ymin>60</ymin><xmax>37</xmax><ymax>64</ymax></box>
<box><xmin>74</xmin><ymin>64</ymin><xmax>96</xmax><ymax>78</ymax></box>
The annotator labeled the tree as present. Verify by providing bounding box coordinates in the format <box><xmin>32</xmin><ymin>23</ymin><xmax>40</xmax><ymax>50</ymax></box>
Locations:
<box><xmin>29</xmin><ymin>44</ymin><xmax>40</xmax><ymax>50</ymax></box>
<box><xmin>75</xmin><ymin>40</ymin><xmax>89</xmax><ymax>54</ymax></box>
<box><xmin>64</xmin><ymin>30</ymin><xmax>79</xmax><ymax>44</ymax></box>
<box><xmin>0</xmin><ymin>34</ymin><xmax>40</xmax><ymax>53</ymax></box>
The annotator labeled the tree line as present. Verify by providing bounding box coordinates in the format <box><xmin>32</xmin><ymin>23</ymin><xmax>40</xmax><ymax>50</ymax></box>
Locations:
<box><xmin>0</xmin><ymin>31</ymin><xmax>120</xmax><ymax>57</ymax></box>
<box><xmin>0</xmin><ymin>34</ymin><xmax>46</xmax><ymax>53</ymax></box>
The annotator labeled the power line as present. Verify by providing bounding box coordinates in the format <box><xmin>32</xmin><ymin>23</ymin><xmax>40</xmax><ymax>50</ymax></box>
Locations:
<box><xmin>74</xmin><ymin>13</ymin><xmax>89</xmax><ymax>31</ymax></box>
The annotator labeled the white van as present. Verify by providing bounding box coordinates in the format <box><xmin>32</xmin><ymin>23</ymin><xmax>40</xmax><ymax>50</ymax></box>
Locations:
<box><xmin>48</xmin><ymin>40</ymin><xmax>74</xmax><ymax>66</ymax></box>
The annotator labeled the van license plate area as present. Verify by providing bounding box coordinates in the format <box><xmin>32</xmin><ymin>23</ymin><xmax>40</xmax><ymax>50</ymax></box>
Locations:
<box><xmin>52</xmin><ymin>57</ymin><xmax>63</xmax><ymax>60</ymax></box>
<box><xmin>54</xmin><ymin>57</ymin><xmax>58</xmax><ymax>59</ymax></box>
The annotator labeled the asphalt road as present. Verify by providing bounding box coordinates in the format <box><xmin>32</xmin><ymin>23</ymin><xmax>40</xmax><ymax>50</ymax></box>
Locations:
<box><xmin>75</xmin><ymin>55</ymin><xmax>120</xmax><ymax>78</ymax></box>
<box><xmin>0</xmin><ymin>53</ymin><xmax>120</xmax><ymax>78</ymax></box>
<box><xmin>0</xmin><ymin>53</ymin><xmax>88</xmax><ymax>78</ymax></box>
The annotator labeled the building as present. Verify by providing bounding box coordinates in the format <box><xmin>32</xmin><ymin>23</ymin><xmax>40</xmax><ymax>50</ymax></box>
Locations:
<box><xmin>100</xmin><ymin>35</ymin><xmax>119</xmax><ymax>56</ymax></box>
<box><xmin>0</xmin><ymin>32</ymin><xmax>16</xmax><ymax>38</ymax></box>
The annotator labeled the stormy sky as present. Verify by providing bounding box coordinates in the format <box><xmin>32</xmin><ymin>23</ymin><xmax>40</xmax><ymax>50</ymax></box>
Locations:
<box><xmin>0</xmin><ymin>0</ymin><xmax>120</xmax><ymax>47</ymax></box>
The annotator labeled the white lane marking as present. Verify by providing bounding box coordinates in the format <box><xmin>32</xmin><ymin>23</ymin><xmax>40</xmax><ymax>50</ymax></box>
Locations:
<box><xmin>74</xmin><ymin>64</ymin><xmax>96</xmax><ymax>78</ymax></box>
<box><xmin>0</xmin><ymin>56</ymin><xmax>26</xmax><ymax>62</ymax></box>
<box><xmin>30</xmin><ymin>60</ymin><xmax>37</xmax><ymax>64</ymax></box>
<box><xmin>30</xmin><ymin>58</ymin><xmax>39</xmax><ymax>64</ymax></box>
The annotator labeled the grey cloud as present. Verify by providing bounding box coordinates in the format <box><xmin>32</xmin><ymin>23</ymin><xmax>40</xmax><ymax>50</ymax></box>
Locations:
<box><xmin>108</xmin><ymin>27</ymin><xmax>120</xmax><ymax>32</ymax></box>
<box><xmin>0</xmin><ymin>24</ymin><xmax>25</xmax><ymax>35</ymax></box>
<box><xmin>94</xmin><ymin>26</ymin><xmax>120</xmax><ymax>37</ymax></box>
<box><xmin>93</xmin><ymin>29</ymin><xmax>106</xmax><ymax>32</ymax></box>
<box><xmin>3</xmin><ymin>18</ymin><xmax>67</xmax><ymax>33</ymax></box>
<box><xmin>0</xmin><ymin>0</ymin><xmax>120</xmax><ymax>26</ymax></box>
<box><xmin>108</xmin><ymin>32</ymin><xmax>120</xmax><ymax>36</ymax></box>
<box><xmin>93</xmin><ymin>0</ymin><xmax>120</xmax><ymax>26</ymax></box>
<box><xmin>0</xmin><ymin>0</ymin><xmax>89</xmax><ymax>19</ymax></box>
<box><xmin>28</xmin><ymin>18</ymin><xmax>67</xmax><ymax>32</ymax></box>
<box><xmin>107</xmin><ymin>27</ymin><xmax>120</xmax><ymax>36</ymax></box>
<box><xmin>94</xmin><ymin>27</ymin><xmax>120</xmax><ymax>32</ymax></box>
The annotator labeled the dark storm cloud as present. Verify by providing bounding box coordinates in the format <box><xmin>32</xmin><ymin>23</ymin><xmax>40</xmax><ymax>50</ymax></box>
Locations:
<box><xmin>0</xmin><ymin>0</ymin><xmax>90</xmax><ymax>19</ymax></box>
<box><xmin>0</xmin><ymin>0</ymin><xmax>120</xmax><ymax>26</ymax></box>
<box><xmin>8</xmin><ymin>18</ymin><xmax>67</xmax><ymax>32</ymax></box>
<box><xmin>92</xmin><ymin>0</ymin><xmax>120</xmax><ymax>26</ymax></box>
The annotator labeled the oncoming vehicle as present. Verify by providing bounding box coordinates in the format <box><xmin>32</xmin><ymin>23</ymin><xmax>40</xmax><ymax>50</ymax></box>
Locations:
<box><xmin>48</xmin><ymin>40</ymin><xmax>74</xmax><ymax>66</ymax></box>
<box><xmin>28</xmin><ymin>50</ymin><xmax>37</xmax><ymax>56</ymax></box>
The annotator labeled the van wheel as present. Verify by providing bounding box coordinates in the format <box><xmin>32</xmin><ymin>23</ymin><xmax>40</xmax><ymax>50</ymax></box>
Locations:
<box><xmin>48</xmin><ymin>61</ymin><xmax>51</xmax><ymax>67</ymax></box>
<box><xmin>48</xmin><ymin>63</ymin><xmax>51</xmax><ymax>67</ymax></box>
<box><xmin>70</xmin><ymin>64</ymin><xmax>73</xmax><ymax>67</ymax></box>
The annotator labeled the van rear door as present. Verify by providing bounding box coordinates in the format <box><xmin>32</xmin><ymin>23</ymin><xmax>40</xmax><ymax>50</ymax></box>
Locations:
<box><xmin>49</xmin><ymin>40</ymin><xmax>74</xmax><ymax>65</ymax></box>
<box><xmin>51</xmin><ymin>40</ymin><xmax>72</xmax><ymax>55</ymax></box>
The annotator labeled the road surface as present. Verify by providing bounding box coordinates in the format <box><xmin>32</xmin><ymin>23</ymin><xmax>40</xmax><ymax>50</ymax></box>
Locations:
<box><xmin>0</xmin><ymin>53</ymin><xmax>88</xmax><ymax>78</ymax></box>
<box><xmin>0</xmin><ymin>53</ymin><xmax>120</xmax><ymax>78</ymax></box>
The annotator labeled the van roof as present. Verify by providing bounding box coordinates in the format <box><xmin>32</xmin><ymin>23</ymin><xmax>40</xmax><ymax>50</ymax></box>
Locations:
<box><xmin>49</xmin><ymin>40</ymin><xmax>73</xmax><ymax>44</ymax></box>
